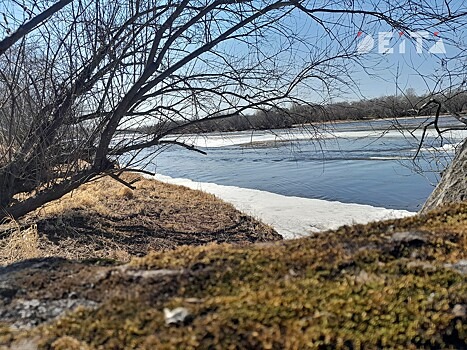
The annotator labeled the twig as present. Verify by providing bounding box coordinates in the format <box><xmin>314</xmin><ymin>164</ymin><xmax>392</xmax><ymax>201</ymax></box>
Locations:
<box><xmin>108</xmin><ymin>173</ymin><xmax>136</xmax><ymax>190</ymax></box>
<box><xmin>158</xmin><ymin>140</ymin><xmax>207</xmax><ymax>155</ymax></box>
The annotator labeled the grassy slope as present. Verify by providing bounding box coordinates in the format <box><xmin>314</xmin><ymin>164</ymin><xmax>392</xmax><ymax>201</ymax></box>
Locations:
<box><xmin>0</xmin><ymin>175</ymin><xmax>280</xmax><ymax>265</ymax></box>
<box><xmin>1</xmin><ymin>201</ymin><xmax>466</xmax><ymax>349</ymax></box>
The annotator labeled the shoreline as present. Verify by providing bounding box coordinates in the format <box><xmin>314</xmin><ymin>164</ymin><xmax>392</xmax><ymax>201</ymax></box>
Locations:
<box><xmin>1</xmin><ymin>175</ymin><xmax>279</xmax><ymax>265</ymax></box>
<box><xmin>151</xmin><ymin>173</ymin><xmax>415</xmax><ymax>239</ymax></box>
<box><xmin>161</xmin><ymin>115</ymin><xmax>466</xmax><ymax>149</ymax></box>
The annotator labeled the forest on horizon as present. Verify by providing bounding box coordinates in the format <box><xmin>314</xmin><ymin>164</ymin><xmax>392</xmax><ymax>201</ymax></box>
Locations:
<box><xmin>138</xmin><ymin>89</ymin><xmax>467</xmax><ymax>134</ymax></box>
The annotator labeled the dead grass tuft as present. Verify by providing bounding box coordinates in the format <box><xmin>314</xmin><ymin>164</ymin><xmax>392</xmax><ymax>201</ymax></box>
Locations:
<box><xmin>117</xmin><ymin>187</ymin><xmax>134</xmax><ymax>199</ymax></box>
<box><xmin>0</xmin><ymin>218</ymin><xmax>40</xmax><ymax>264</ymax></box>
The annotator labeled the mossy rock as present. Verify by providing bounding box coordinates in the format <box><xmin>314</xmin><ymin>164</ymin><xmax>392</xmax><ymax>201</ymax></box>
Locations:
<box><xmin>1</xmin><ymin>203</ymin><xmax>466</xmax><ymax>349</ymax></box>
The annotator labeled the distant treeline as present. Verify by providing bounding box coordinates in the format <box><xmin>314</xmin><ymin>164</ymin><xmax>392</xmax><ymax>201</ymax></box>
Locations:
<box><xmin>139</xmin><ymin>90</ymin><xmax>467</xmax><ymax>134</ymax></box>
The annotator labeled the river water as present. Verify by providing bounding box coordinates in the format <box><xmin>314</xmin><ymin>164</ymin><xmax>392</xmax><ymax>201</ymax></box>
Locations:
<box><xmin>136</xmin><ymin>116</ymin><xmax>466</xmax><ymax>211</ymax></box>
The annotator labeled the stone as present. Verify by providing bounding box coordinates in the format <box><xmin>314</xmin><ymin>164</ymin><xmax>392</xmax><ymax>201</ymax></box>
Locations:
<box><xmin>163</xmin><ymin>307</ymin><xmax>190</xmax><ymax>325</ymax></box>
<box><xmin>407</xmin><ymin>261</ymin><xmax>436</xmax><ymax>271</ymax></box>
<box><xmin>390</xmin><ymin>231</ymin><xmax>428</xmax><ymax>244</ymax></box>
<box><xmin>444</xmin><ymin>260</ymin><xmax>467</xmax><ymax>275</ymax></box>
<box><xmin>422</xmin><ymin>139</ymin><xmax>467</xmax><ymax>213</ymax></box>
<box><xmin>0</xmin><ymin>287</ymin><xmax>18</xmax><ymax>299</ymax></box>
<box><xmin>452</xmin><ymin>304</ymin><xmax>466</xmax><ymax>318</ymax></box>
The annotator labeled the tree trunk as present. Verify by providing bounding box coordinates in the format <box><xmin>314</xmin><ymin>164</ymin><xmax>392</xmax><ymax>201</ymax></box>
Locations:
<box><xmin>5</xmin><ymin>169</ymin><xmax>98</xmax><ymax>219</ymax></box>
<box><xmin>421</xmin><ymin>138</ymin><xmax>467</xmax><ymax>214</ymax></box>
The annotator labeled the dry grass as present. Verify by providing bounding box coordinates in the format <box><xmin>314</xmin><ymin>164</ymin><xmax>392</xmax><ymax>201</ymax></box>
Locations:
<box><xmin>0</xmin><ymin>174</ymin><xmax>280</xmax><ymax>265</ymax></box>
<box><xmin>0</xmin><ymin>217</ymin><xmax>40</xmax><ymax>264</ymax></box>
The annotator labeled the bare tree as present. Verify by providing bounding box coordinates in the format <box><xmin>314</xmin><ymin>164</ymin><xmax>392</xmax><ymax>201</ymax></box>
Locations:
<box><xmin>0</xmin><ymin>0</ymin><xmax>466</xmax><ymax>219</ymax></box>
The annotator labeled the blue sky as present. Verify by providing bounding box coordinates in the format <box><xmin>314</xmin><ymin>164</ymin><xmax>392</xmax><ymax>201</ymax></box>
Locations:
<box><xmin>1</xmin><ymin>0</ymin><xmax>466</xmax><ymax>103</ymax></box>
<box><xmin>278</xmin><ymin>1</ymin><xmax>467</xmax><ymax>101</ymax></box>
<box><xmin>351</xmin><ymin>31</ymin><xmax>465</xmax><ymax>99</ymax></box>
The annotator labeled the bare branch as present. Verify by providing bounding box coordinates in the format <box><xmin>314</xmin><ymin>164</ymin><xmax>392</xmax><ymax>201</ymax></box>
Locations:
<box><xmin>0</xmin><ymin>0</ymin><xmax>73</xmax><ymax>56</ymax></box>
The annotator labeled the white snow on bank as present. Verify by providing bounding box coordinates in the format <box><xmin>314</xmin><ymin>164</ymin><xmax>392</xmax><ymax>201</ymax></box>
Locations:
<box><xmin>415</xmin><ymin>142</ymin><xmax>462</xmax><ymax>153</ymax></box>
<box><xmin>162</xmin><ymin>129</ymin><xmax>317</xmax><ymax>148</ymax></box>
<box><xmin>163</xmin><ymin>127</ymin><xmax>467</xmax><ymax>149</ymax></box>
<box><xmin>151</xmin><ymin>174</ymin><xmax>415</xmax><ymax>239</ymax></box>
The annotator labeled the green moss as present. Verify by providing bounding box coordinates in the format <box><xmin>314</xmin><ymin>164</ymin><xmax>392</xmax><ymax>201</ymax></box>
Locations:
<box><xmin>34</xmin><ymin>265</ymin><xmax>465</xmax><ymax>349</ymax></box>
<box><xmin>5</xmin><ymin>203</ymin><xmax>467</xmax><ymax>349</ymax></box>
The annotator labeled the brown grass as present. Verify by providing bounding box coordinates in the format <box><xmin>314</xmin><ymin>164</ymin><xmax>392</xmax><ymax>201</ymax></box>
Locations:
<box><xmin>0</xmin><ymin>174</ymin><xmax>280</xmax><ymax>265</ymax></box>
<box><xmin>0</xmin><ymin>218</ymin><xmax>40</xmax><ymax>263</ymax></box>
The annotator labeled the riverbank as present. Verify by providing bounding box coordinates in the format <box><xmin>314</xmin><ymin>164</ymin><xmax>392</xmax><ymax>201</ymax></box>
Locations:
<box><xmin>152</xmin><ymin>174</ymin><xmax>414</xmax><ymax>238</ymax></box>
<box><xmin>0</xmin><ymin>174</ymin><xmax>280</xmax><ymax>265</ymax></box>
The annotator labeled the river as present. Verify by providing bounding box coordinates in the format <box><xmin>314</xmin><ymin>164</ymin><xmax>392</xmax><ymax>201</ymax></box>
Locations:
<box><xmin>136</xmin><ymin>115</ymin><xmax>466</xmax><ymax>212</ymax></box>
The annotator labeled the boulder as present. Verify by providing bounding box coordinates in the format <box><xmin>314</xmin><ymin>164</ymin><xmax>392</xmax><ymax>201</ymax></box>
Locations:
<box><xmin>421</xmin><ymin>139</ymin><xmax>467</xmax><ymax>213</ymax></box>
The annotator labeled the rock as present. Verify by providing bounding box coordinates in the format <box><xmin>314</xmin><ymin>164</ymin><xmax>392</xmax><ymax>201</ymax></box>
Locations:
<box><xmin>0</xmin><ymin>287</ymin><xmax>18</xmax><ymax>299</ymax></box>
<box><xmin>390</xmin><ymin>231</ymin><xmax>428</xmax><ymax>245</ymax></box>
<box><xmin>452</xmin><ymin>304</ymin><xmax>466</xmax><ymax>318</ymax></box>
<box><xmin>0</xmin><ymin>257</ymin><xmax>68</xmax><ymax>275</ymax></box>
<box><xmin>353</xmin><ymin>270</ymin><xmax>382</xmax><ymax>284</ymax></box>
<box><xmin>355</xmin><ymin>270</ymin><xmax>370</xmax><ymax>284</ymax></box>
<box><xmin>1</xmin><ymin>298</ymin><xmax>98</xmax><ymax>329</ymax></box>
<box><xmin>427</xmin><ymin>292</ymin><xmax>435</xmax><ymax>303</ymax></box>
<box><xmin>163</xmin><ymin>307</ymin><xmax>190</xmax><ymax>325</ymax></box>
<box><xmin>118</xmin><ymin>267</ymin><xmax>183</xmax><ymax>279</ymax></box>
<box><xmin>444</xmin><ymin>260</ymin><xmax>467</xmax><ymax>275</ymax></box>
<box><xmin>8</xmin><ymin>338</ymin><xmax>39</xmax><ymax>350</ymax></box>
<box><xmin>407</xmin><ymin>261</ymin><xmax>436</xmax><ymax>271</ymax></box>
<box><xmin>421</xmin><ymin>139</ymin><xmax>467</xmax><ymax>213</ymax></box>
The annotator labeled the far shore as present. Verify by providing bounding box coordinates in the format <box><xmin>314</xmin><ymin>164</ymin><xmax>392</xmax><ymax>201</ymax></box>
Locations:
<box><xmin>169</xmin><ymin>113</ymin><xmax>459</xmax><ymax>138</ymax></box>
<box><xmin>292</xmin><ymin>113</ymin><xmax>453</xmax><ymax>127</ymax></box>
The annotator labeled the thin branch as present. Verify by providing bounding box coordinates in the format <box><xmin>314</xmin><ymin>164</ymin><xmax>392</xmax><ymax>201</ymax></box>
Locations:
<box><xmin>0</xmin><ymin>0</ymin><xmax>73</xmax><ymax>56</ymax></box>
<box><xmin>108</xmin><ymin>173</ymin><xmax>136</xmax><ymax>190</ymax></box>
